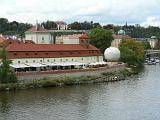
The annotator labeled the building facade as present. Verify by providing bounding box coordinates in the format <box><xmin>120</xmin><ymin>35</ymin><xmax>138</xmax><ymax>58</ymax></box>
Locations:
<box><xmin>6</xmin><ymin>43</ymin><xmax>103</xmax><ymax>64</ymax></box>
<box><xmin>111</xmin><ymin>34</ymin><xmax>131</xmax><ymax>48</ymax></box>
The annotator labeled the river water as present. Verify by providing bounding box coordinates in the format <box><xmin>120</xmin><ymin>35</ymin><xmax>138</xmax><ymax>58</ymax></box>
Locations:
<box><xmin>0</xmin><ymin>65</ymin><xmax>160</xmax><ymax>120</ymax></box>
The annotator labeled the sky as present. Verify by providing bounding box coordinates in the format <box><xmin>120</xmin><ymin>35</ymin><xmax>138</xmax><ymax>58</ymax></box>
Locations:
<box><xmin>0</xmin><ymin>0</ymin><xmax>160</xmax><ymax>26</ymax></box>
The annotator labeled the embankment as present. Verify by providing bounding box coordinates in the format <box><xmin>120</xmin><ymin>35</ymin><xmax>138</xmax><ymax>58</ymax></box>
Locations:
<box><xmin>0</xmin><ymin>64</ymin><xmax>136</xmax><ymax>91</ymax></box>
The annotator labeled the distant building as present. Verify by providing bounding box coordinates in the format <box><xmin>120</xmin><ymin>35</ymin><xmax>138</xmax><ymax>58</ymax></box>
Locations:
<box><xmin>25</xmin><ymin>24</ymin><xmax>86</xmax><ymax>44</ymax></box>
<box><xmin>148</xmin><ymin>36</ymin><xmax>158</xmax><ymax>49</ymax></box>
<box><xmin>134</xmin><ymin>36</ymin><xmax>158</xmax><ymax>49</ymax></box>
<box><xmin>55</xmin><ymin>21</ymin><xmax>68</xmax><ymax>30</ymax></box>
<box><xmin>25</xmin><ymin>25</ymin><xmax>55</xmax><ymax>44</ymax></box>
<box><xmin>56</xmin><ymin>34</ymin><xmax>83</xmax><ymax>44</ymax></box>
<box><xmin>111</xmin><ymin>29</ymin><xmax>131</xmax><ymax>48</ymax></box>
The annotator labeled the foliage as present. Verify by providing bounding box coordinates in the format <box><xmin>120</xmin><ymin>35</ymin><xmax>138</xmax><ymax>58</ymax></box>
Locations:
<box><xmin>0</xmin><ymin>18</ymin><xmax>32</xmax><ymax>38</ymax></box>
<box><xmin>89</xmin><ymin>27</ymin><xmax>113</xmax><ymax>52</ymax></box>
<box><xmin>0</xmin><ymin>48</ymin><xmax>17</xmax><ymax>83</ymax></box>
<box><xmin>41</xmin><ymin>20</ymin><xmax>57</xmax><ymax>30</ymax></box>
<box><xmin>141</xmin><ymin>41</ymin><xmax>151</xmax><ymax>49</ymax></box>
<box><xmin>68</xmin><ymin>21</ymin><xmax>101</xmax><ymax>30</ymax></box>
<box><xmin>119</xmin><ymin>39</ymin><xmax>144</xmax><ymax>66</ymax></box>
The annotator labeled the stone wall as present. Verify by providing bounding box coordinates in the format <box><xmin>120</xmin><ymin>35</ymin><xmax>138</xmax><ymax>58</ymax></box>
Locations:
<box><xmin>18</xmin><ymin>64</ymin><xmax>126</xmax><ymax>83</ymax></box>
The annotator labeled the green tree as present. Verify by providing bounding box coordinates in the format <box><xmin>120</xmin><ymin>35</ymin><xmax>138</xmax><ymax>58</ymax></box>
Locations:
<box><xmin>119</xmin><ymin>39</ymin><xmax>144</xmax><ymax>66</ymax></box>
<box><xmin>89</xmin><ymin>27</ymin><xmax>113</xmax><ymax>52</ymax></box>
<box><xmin>0</xmin><ymin>48</ymin><xmax>17</xmax><ymax>83</ymax></box>
<box><xmin>41</xmin><ymin>20</ymin><xmax>57</xmax><ymax>30</ymax></box>
<box><xmin>142</xmin><ymin>41</ymin><xmax>151</xmax><ymax>50</ymax></box>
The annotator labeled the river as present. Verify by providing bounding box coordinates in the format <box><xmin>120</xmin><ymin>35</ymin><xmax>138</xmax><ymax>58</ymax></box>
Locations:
<box><xmin>0</xmin><ymin>65</ymin><xmax>160</xmax><ymax>120</ymax></box>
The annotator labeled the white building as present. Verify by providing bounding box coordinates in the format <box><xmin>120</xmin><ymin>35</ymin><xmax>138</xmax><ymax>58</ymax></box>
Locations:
<box><xmin>55</xmin><ymin>21</ymin><xmax>68</xmax><ymax>30</ymax></box>
<box><xmin>56</xmin><ymin>34</ymin><xmax>82</xmax><ymax>44</ymax></box>
<box><xmin>148</xmin><ymin>36</ymin><xmax>158</xmax><ymax>49</ymax></box>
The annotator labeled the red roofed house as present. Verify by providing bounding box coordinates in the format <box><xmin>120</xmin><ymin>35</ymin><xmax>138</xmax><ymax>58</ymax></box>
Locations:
<box><xmin>111</xmin><ymin>29</ymin><xmax>131</xmax><ymax>48</ymax></box>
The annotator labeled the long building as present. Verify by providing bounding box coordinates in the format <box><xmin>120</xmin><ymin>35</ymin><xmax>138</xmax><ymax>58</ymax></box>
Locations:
<box><xmin>1</xmin><ymin>29</ymin><xmax>104</xmax><ymax>71</ymax></box>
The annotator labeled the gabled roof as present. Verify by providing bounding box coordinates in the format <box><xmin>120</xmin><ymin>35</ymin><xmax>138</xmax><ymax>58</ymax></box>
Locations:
<box><xmin>6</xmin><ymin>43</ymin><xmax>99</xmax><ymax>52</ymax></box>
<box><xmin>26</xmin><ymin>26</ymin><xmax>47</xmax><ymax>32</ymax></box>
<box><xmin>112</xmin><ymin>34</ymin><xmax>131</xmax><ymax>39</ymax></box>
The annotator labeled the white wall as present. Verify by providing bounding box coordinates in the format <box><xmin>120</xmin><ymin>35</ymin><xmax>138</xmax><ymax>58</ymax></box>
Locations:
<box><xmin>63</xmin><ymin>38</ymin><xmax>79</xmax><ymax>44</ymax></box>
<box><xmin>111</xmin><ymin>39</ymin><xmax>121</xmax><ymax>48</ymax></box>
<box><xmin>25</xmin><ymin>32</ymin><xmax>53</xmax><ymax>44</ymax></box>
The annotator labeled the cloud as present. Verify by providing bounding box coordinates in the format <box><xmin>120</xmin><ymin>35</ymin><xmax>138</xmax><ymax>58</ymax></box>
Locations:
<box><xmin>142</xmin><ymin>16</ymin><xmax>160</xmax><ymax>27</ymax></box>
<box><xmin>0</xmin><ymin>0</ymin><xmax>160</xmax><ymax>26</ymax></box>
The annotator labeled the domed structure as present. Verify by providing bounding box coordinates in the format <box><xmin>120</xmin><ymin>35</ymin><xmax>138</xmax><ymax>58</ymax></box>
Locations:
<box><xmin>118</xmin><ymin>29</ymin><xmax>126</xmax><ymax>35</ymax></box>
<box><xmin>104</xmin><ymin>47</ymin><xmax>120</xmax><ymax>62</ymax></box>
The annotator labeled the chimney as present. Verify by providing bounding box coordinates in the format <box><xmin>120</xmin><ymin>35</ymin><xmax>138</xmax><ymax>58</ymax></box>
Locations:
<box><xmin>36</xmin><ymin>20</ymin><xmax>38</xmax><ymax>30</ymax></box>
<box><xmin>79</xmin><ymin>34</ymin><xmax>89</xmax><ymax>48</ymax></box>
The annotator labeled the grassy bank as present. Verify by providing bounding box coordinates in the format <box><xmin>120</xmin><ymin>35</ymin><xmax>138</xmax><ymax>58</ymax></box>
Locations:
<box><xmin>0</xmin><ymin>68</ymin><xmax>139</xmax><ymax>91</ymax></box>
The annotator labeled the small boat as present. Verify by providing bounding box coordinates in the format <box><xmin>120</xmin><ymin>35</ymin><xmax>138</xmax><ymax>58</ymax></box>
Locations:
<box><xmin>147</xmin><ymin>61</ymin><xmax>156</xmax><ymax>65</ymax></box>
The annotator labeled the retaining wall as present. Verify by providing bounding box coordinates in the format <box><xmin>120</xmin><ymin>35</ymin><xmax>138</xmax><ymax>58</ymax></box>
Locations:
<box><xmin>18</xmin><ymin>64</ymin><xmax>126</xmax><ymax>82</ymax></box>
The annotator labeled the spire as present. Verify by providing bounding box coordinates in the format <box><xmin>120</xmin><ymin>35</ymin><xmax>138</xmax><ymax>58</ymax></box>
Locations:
<box><xmin>125</xmin><ymin>22</ymin><xmax>128</xmax><ymax>27</ymax></box>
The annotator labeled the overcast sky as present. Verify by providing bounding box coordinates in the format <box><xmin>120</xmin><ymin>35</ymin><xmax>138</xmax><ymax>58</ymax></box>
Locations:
<box><xmin>0</xmin><ymin>0</ymin><xmax>160</xmax><ymax>26</ymax></box>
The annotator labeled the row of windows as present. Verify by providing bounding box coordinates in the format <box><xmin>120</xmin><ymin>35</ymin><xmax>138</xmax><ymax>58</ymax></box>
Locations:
<box><xmin>13</xmin><ymin>51</ymin><xmax>99</xmax><ymax>56</ymax></box>
<box><xmin>17</xmin><ymin>57</ymin><xmax>97</xmax><ymax>64</ymax></box>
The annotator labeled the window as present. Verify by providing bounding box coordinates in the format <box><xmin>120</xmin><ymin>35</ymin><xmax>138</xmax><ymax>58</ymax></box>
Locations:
<box><xmin>45</xmin><ymin>53</ymin><xmax>48</xmax><ymax>55</ymax></box>
<box><xmin>47</xmin><ymin>59</ymin><xmax>49</xmax><ymax>62</ymax></box>
<box><xmin>35</xmin><ymin>53</ymin><xmax>38</xmax><ymax>55</ymax></box>
<box><xmin>14</xmin><ymin>53</ymin><xmax>17</xmax><ymax>56</ymax></box>
<box><xmin>33</xmin><ymin>60</ymin><xmax>35</xmax><ymax>63</ymax></box>
<box><xmin>40</xmin><ymin>60</ymin><xmax>43</xmax><ymax>62</ymax></box>
<box><xmin>81</xmin><ymin>58</ymin><xmax>83</xmax><ymax>61</ymax></box>
<box><xmin>42</xmin><ymin>37</ymin><xmax>44</xmax><ymax>40</ymax></box>
<box><xmin>66</xmin><ymin>59</ymin><xmax>68</xmax><ymax>61</ymax></box>
<box><xmin>54</xmin><ymin>59</ymin><xmax>55</xmax><ymax>62</ymax></box>
<box><xmin>42</xmin><ymin>37</ymin><xmax>44</xmax><ymax>43</ymax></box>
<box><xmin>25</xmin><ymin>60</ymin><xmax>28</xmax><ymax>63</ymax></box>
<box><xmin>18</xmin><ymin>61</ymin><xmax>20</xmax><ymax>63</ymax></box>
<box><xmin>72</xmin><ymin>59</ymin><xmax>74</xmax><ymax>61</ymax></box>
<box><xmin>60</xmin><ymin>59</ymin><xmax>62</xmax><ymax>62</ymax></box>
<box><xmin>25</xmin><ymin>53</ymin><xmax>29</xmax><ymax>55</ymax></box>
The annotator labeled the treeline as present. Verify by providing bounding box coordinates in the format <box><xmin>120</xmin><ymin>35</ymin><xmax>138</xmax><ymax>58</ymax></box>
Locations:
<box><xmin>0</xmin><ymin>17</ymin><xmax>160</xmax><ymax>39</ymax></box>
<box><xmin>104</xmin><ymin>24</ymin><xmax>160</xmax><ymax>39</ymax></box>
<box><xmin>0</xmin><ymin>18</ymin><xmax>32</xmax><ymax>37</ymax></box>
<box><xmin>68</xmin><ymin>21</ymin><xmax>101</xmax><ymax>30</ymax></box>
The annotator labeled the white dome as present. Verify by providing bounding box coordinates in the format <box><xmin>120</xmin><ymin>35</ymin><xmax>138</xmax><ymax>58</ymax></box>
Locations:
<box><xmin>104</xmin><ymin>47</ymin><xmax>120</xmax><ymax>61</ymax></box>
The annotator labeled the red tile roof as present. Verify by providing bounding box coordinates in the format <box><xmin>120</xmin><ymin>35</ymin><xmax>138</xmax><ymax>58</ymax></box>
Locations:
<box><xmin>112</xmin><ymin>34</ymin><xmax>131</xmax><ymax>39</ymax></box>
<box><xmin>26</xmin><ymin>26</ymin><xmax>47</xmax><ymax>32</ymax></box>
<box><xmin>6</xmin><ymin>43</ymin><xmax>99</xmax><ymax>52</ymax></box>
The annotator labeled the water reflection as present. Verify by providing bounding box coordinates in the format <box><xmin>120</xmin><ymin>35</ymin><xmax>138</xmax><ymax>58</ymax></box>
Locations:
<box><xmin>0</xmin><ymin>65</ymin><xmax>160</xmax><ymax>120</ymax></box>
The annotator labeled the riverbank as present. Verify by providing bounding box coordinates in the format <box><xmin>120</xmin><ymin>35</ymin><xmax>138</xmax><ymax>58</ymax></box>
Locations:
<box><xmin>0</xmin><ymin>65</ymin><xmax>139</xmax><ymax>91</ymax></box>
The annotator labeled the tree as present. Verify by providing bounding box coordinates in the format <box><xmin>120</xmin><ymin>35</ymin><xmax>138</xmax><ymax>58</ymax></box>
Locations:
<box><xmin>89</xmin><ymin>27</ymin><xmax>113</xmax><ymax>52</ymax></box>
<box><xmin>0</xmin><ymin>47</ymin><xmax>17</xmax><ymax>83</ymax></box>
<box><xmin>142</xmin><ymin>41</ymin><xmax>151</xmax><ymax>50</ymax></box>
<box><xmin>68</xmin><ymin>22</ymin><xmax>82</xmax><ymax>30</ymax></box>
<box><xmin>41</xmin><ymin>20</ymin><xmax>57</xmax><ymax>30</ymax></box>
<box><xmin>119</xmin><ymin>39</ymin><xmax>144</xmax><ymax>66</ymax></box>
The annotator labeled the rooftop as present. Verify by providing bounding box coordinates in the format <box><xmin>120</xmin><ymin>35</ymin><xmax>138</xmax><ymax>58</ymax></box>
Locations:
<box><xmin>112</xmin><ymin>34</ymin><xmax>131</xmax><ymax>39</ymax></box>
<box><xmin>26</xmin><ymin>25</ymin><xmax>47</xmax><ymax>32</ymax></box>
<box><xmin>6</xmin><ymin>43</ymin><xmax>99</xmax><ymax>52</ymax></box>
